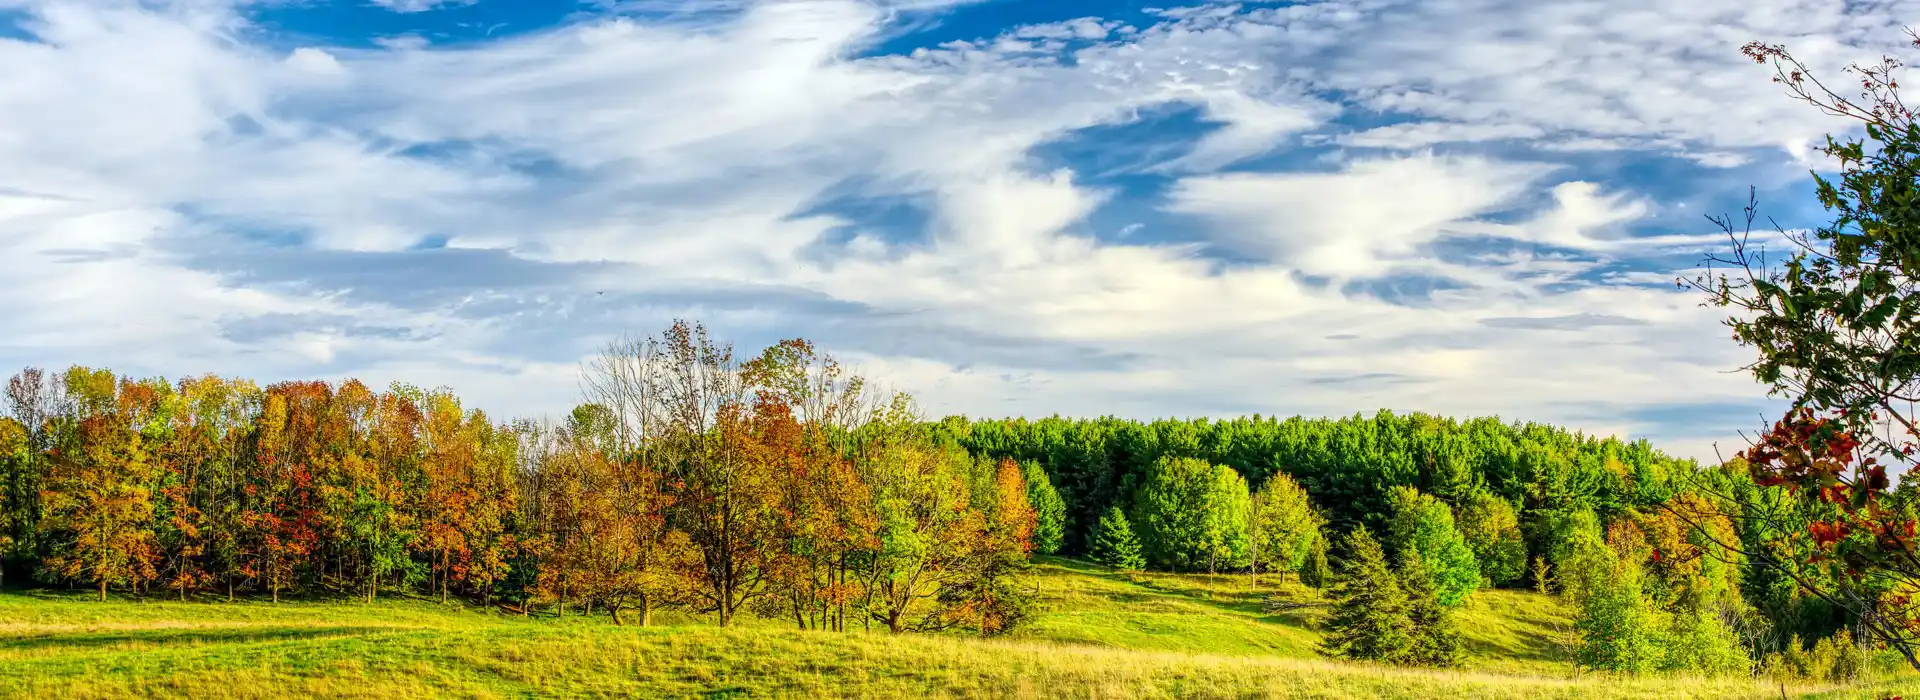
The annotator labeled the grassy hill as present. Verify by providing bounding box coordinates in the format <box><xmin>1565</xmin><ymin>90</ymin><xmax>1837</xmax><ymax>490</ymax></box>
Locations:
<box><xmin>1</xmin><ymin>557</ymin><xmax>1911</xmax><ymax>699</ymax></box>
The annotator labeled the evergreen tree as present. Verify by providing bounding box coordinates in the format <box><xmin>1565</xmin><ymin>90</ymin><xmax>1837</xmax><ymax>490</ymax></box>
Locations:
<box><xmin>1020</xmin><ymin>461</ymin><xmax>1067</xmax><ymax>556</ymax></box>
<box><xmin>1399</xmin><ymin>551</ymin><xmax>1464</xmax><ymax>668</ymax></box>
<box><xmin>1300</xmin><ymin>535</ymin><xmax>1331</xmax><ymax>590</ymax></box>
<box><xmin>1320</xmin><ymin>527</ymin><xmax>1415</xmax><ymax>663</ymax></box>
<box><xmin>1088</xmin><ymin>506</ymin><xmax>1144</xmax><ymax>571</ymax></box>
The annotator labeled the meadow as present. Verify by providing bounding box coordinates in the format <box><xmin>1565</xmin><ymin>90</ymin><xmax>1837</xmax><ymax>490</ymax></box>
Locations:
<box><xmin>2</xmin><ymin>557</ymin><xmax>1910</xmax><ymax>700</ymax></box>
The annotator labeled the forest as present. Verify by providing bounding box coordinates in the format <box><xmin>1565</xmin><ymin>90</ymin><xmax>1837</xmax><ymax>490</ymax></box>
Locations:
<box><xmin>0</xmin><ymin>319</ymin><xmax>1896</xmax><ymax>685</ymax></box>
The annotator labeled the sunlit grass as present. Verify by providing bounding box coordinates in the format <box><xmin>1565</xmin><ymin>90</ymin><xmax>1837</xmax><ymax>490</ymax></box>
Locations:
<box><xmin>1</xmin><ymin>559</ymin><xmax>1914</xmax><ymax>699</ymax></box>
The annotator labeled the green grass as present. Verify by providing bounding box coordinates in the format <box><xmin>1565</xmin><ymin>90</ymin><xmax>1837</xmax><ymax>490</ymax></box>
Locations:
<box><xmin>1</xmin><ymin>558</ymin><xmax>1915</xmax><ymax>699</ymax></box>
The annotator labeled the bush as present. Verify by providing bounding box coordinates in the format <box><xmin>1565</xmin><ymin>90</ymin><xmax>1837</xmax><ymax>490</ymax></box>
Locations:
<box><xmin>1762</xmin><ymin>629</ymin><xmax>1865</xmax><ymax>685</ymax></box>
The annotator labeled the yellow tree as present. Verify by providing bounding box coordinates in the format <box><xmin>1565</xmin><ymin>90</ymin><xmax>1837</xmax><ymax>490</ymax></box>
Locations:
<box><xmin>42</xmin><ymin>369</ymin><xmax>159</xmax><ymax>601</ymax></box>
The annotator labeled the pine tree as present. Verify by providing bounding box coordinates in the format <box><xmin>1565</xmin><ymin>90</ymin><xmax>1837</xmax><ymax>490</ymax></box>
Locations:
<box><xmin>1088</xmin><ymin>506</ymin><xmax>1144</xmax><ymax>571</ymax></box>
<box><xmin>1319</xmin><ymin>527</ymin><xmax>1415</xmax><ymax>663</ymax></box>
<box><xmin>1300</xmin><ymin>536</ymin><xmax>1331</xmax><ymax>590</ymax></box>
<box><xmin>1020</xmin><ymin>461</ymin><xmax>1067</xmax><ymax>556</ymax></box>
<box><xmin>1399</xmin><ymin>551</ymin><xmax>1464</xmax><ymax>668</ymax></box>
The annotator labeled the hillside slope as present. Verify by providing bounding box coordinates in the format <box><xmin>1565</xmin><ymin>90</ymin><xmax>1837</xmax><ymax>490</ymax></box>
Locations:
<box><xmin>0</xmin><ymin>559</ymin><xmax>1908</xmax><ymax>699</ymax></box>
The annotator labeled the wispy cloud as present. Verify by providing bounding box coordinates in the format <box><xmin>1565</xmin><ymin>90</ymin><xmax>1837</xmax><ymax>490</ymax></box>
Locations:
<box><xmin>0</xmin><ymin>0</ymin><xmax>1885</xmax><ymax>460</ymax></box>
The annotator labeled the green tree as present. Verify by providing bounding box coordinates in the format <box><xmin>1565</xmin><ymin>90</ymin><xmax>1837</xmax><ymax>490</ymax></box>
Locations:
<box><xmin>1248</xmin><ymin>471</ymin><xmax>1323</xmax><ymax>588</ymax></box>
<box><xmin>1300</xmin><ymin>535</ymin><xmax>1331</xmax><ymax>590</ymax></box>
<box><xmin>1020</xmin><ymin>461</ymin><xmax>1066</xmax><ymax>555</ymax></box>
<box><xmin>1129</xmin><ymin>457</ymin><xmax>1251</xmax><ymax>572</ymax></box>
<box><xmin>1574</xmin><ymin>552</ymin><xmax>1664</xmax><ymax>674</ymax></box>
<box><xmin>1689</xmin><ymin>32</ymin><xmax>1920</xmax><ymax>668</ymax></box>
<box><xmin>1456</xmin><ymin>490</ymin><xmax>1526</xmax><ymax>586</ymax></box>
<box><xmin>1385</xmin><ymin>486</ymin><xmax>1480</xmax><ymax>607</ymax></box>
<box><xmin>1399</xmin><ymin>551</ymin><xmax>1464</xmax><ymax>668</ymax></box>
<box><xmin>1659</xmin><ymin>601</ymin><xmax>1750</xmax><ymax>676</ymax></box>
<box><xmin>1320</xmin><ymin>527</ymin><xmax>1415</xmax><ymax>663</ymax></box>
<box><xmin>1087</xmin><ymin>506</ymin><xmax>1144</xmax><ymax>571</ymax></box>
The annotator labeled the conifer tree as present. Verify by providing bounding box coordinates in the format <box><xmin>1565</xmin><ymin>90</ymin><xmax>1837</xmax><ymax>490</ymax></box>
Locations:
<box><xmin>1320</xmin><ymin>527</ymin><xmax>1415</xmax><ymax>663</ymax></box>
<box><xmin>1020</xmin><ymin>461</ymin><xmax>1067</xmax><ymax>556</ymax></box>
<box><xmin>1399</xmin><ymin>551</ymin><xmax>1464</xmax><ymax>668</ymax></box>
<box><xmin>1088</xmin><ymin>506</ymin><xmax>1144</xmax><ymax>571</ymax></box>
<box><xmin>1300</xmin><ymin>536</ymin><xmax>1331</xmax><ymax>590</ymax></box>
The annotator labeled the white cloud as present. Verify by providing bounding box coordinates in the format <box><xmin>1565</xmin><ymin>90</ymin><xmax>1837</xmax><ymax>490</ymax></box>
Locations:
<box><xmin>0</xmin><ymin>0</ymin><xmax>1887</xmax><ymax>462</ymax></box>
<box><xmin>368</xmin><ymin>0</ymin><xmax>479</xmax><ymax>13</ymax></box>
<box><xmin>1164</xmin><ymin>154</ymin><xmax>1553</xmax><ymax>274</ymax></box>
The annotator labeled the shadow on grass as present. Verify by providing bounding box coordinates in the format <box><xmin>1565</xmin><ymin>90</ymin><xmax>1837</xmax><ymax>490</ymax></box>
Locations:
<box><xmin>0</xmin><ymin>625</ymin><xmax>395</xmax><ymax>653</ymax></box>
<box><xmin>1459</xmin><ymin>618</ymin><xmax>1573</xmax><ymax>664</ymax></box>
<box><xmin>1035</xmin><ymin>556</ymin><xmax>1301</xmax><ymax>621</ymax></box>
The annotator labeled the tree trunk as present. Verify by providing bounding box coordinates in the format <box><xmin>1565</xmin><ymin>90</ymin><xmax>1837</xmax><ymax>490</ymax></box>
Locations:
<box><xmin>99</xmin><ymin>579</ymin><xmax>107</xmax><ymax>602</ymax></box>
<box><xmin>611</xmin><ymin>605</ymin><xmax>625</xmax><ymax>626</ymax></box>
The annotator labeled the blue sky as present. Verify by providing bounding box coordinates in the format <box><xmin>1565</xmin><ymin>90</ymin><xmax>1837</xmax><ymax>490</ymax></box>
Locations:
<box><xmin>0</xmin><ymin>0</ymin><xmax>1914</xmax><ymax>460</ymax></box>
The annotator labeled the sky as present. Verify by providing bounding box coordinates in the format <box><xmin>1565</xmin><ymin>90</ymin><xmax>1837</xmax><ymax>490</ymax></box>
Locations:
<box><xmin>0</xmin><ymin>0</ymin><xmax>1913</xmax><ymax>462</ymax></box>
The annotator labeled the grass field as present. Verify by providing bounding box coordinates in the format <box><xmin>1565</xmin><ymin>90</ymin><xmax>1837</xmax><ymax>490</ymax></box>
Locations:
<box><xmin>2</xmin><ymin>557</ymin><xmax>1914</xmax><ymax>699</ymax></box>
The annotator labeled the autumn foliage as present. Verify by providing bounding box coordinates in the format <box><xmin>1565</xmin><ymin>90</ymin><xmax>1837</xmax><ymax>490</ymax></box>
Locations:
<box><xmin>0</xmin><ymin>321</ymin><xmax>1035</xmax><ymax>637</ymax></box>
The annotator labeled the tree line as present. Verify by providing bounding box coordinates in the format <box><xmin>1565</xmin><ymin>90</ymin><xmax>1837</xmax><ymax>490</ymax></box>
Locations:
<box><xmin>0</xmin><ymin>324</ymin><xmax>1044</xmax><ymax>636</ymax></box>
<box><xmin>0</xmin><ymin>324</ymin><xmax>1884</xmax><ymax>678</ymax></box>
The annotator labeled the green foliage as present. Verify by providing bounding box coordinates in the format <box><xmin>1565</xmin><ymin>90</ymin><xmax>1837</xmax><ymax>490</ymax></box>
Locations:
<box><xmin>1457</xmin><ymin>491</ymin><xmax>1527</xmax><ymax>586</ymax></box>
<box><xmin>1087</xmin><ymin>506</ymin><xmax>1144</xmax><ymax>571</ymax></box>
<box><xmin>1384</xmin><ymin>487</ymin><xmax>1479</xmax><ymax>607</ymax></box>
<box><xmin>1538</xmin><ymin>508</ymin><xmax>1606</xmax><ymax>599</ymax></box>
<box><xmin>1761</xmin><ymin>628</ymin><xmax>1866</xmax><ymax>685</ymax></box>
<box><xmin>1128</xmin><ymin>457</ymin><xmax>1251</xmax><ymax>573</ymax></box>
<box><xmin>1021</xmin><ymin>461</ymin><xmax>1067</xmax><ymax>556</ymax></box>
<box><xmin>1248</xmin><ymin>472</ymin><xmax>1323</xmax><ymax>581</ymax></box>
<box><xmin>1659</xmin><ymin>602</ymin><xmax>1750</xmax><ymax>676</ymax></box>
<box><xmin>1398</xmin><ymin>551</ymin><xmax>1464</xmax><ymax>668</ymax></box>
<box><xmin>937</xmin><ymin>411</ymin><xmax>1689</xmax><ymax>554</ymax></box>
<box><xmin>1320</xmin><ymin>527</ymin><xmax>1415</xmax><ymax>664</ymax></box>
<box><xmin>1697</xmin><ymin>40</ymin><xmax>1920</xmax><ymax>668</ymax></box>
<box><xmin>1573</xmin><ymin>554</ymin><xmax>1663</xmax><ymax>674</ymax></box>
<box><xmin>1300</xmin><ymin>536</ymin><xmax>1330</xmax><ymax>590</ymax></box>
